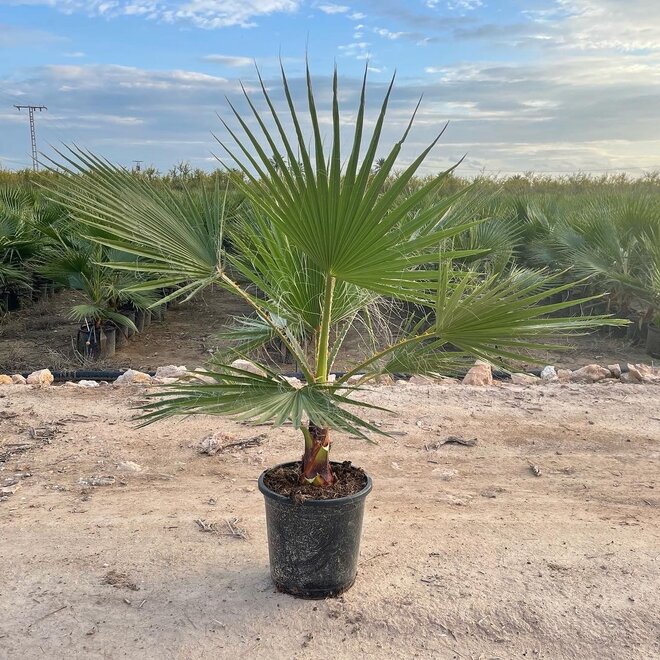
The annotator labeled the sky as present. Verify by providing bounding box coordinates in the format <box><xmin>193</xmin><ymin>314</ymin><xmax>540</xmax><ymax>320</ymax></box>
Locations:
<box><xmin>1</xmin><ymin>0</ymin><xmax>660</xmax><ymax>176</ymax></box>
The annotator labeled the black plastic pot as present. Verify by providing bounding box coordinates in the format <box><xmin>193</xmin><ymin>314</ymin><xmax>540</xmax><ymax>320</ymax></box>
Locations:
<box><xmin>102</xmin><ymin>325</ymin><xmax>116</xmax><ymax>358</ymax></box>
<box><xmin>134</xmin><ymin>308</ymin><xmax>146</xmax><ymax>334</ymax></box>
<box><xmin>120</xmin><ymin>309</ymin><xmax>137</xmax><ymax>340</ymax></box>
<box><xmin>76</xmin><ymin>324</ymin><xmax>115</xmax><ymax>360</ymax></box>
<box><xmin>258</xmin><ymin>461</ymin><xmax>372</xmax><ymax>599</ymax></box>
<box><xmin>647</xmin><ymin>324</ymin><xmax>660</xmax><ymax>358</ymax></box>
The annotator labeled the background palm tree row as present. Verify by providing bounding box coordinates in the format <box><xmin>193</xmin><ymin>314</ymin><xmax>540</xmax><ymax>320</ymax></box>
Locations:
<box><xmin>2</xmin><ymin>168</ymin><xmax>658</xmax><ymax>338</ymax></box>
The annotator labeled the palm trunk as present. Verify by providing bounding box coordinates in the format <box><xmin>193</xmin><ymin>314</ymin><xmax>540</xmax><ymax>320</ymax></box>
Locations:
<box><xmin>301</xmin><ymin>423</ymin><xmax>335</xmax><ymax>486</ymax></box>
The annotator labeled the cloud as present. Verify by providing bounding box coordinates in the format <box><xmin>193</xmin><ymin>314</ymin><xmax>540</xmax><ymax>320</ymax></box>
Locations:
<box><xmin>373</xmin><ymin>27</ymin><xmax>405</xmax><ymax>40</ymax></box>
<box><xmin>203</xmin><ymin>54</ymin><xmax>254</xmax><ymax>67</ymax></box>
<box><xmin>4</xmin><ymin>0</ymin><xmax>302</xmax><ymax>29</ymax></box>
<box><xmin>317</xmin><ymin>3</ymin><xmax>349</xmax><ymax>15</ymax></box>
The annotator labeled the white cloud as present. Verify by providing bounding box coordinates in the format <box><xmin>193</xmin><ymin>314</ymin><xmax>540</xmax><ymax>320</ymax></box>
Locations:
<box><xmin>4</xmin><ymin>0</ymin><xmax>301</xmax><ymax>29</ymax></box>
<box><xmin>373</xmin><ymin>27</ymin><xmax>405</xmax><ymax>40</ymax></box>
<box><xmin>348</xmin><ymin>11</ymin><xmax>365</xmax><ymax>20</ymax></box>
<box><xmin>317</xmin><ymin>3</ymin><xmax>349</xmax><ymax>15</ymax></box>
<box><xmin>203</xmin><ymin>54</ymin><xmax>254</xmax><ymax>67</ymax></box>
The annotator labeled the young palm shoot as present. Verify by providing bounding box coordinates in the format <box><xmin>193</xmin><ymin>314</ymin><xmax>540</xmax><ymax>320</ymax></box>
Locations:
<box><xmin>44</xmin><ymin>65</ymin><xmax>624</xmax><ymax>487</ymax></box>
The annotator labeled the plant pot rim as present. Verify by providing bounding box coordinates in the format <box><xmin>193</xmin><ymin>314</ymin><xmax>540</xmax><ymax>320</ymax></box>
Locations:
<box><xmin>258</xmin><ymin>460</ymin><xmax>372</xmax><ymax>508</ymax></box>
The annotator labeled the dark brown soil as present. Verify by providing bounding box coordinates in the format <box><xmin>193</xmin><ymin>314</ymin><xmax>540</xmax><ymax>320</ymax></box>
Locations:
<box><xmin>263</xmin><ymin>461</ymin><xmax>368</xmax><ymax>501</ymax></box>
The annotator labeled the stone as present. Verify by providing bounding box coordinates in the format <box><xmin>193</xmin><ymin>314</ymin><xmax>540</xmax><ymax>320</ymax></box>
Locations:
<box><xmin>11</xmin><ymin>374</ymin><xmax>27</xmax><ymax>385</ymax></box>
<box><xmin>154</xmin><ymin>365</ymin><xmax>188</xmax><ymax>379</ymax></box>
<box><xmin>556</xmin><ymin>368</ymin><xmax>572</xmax><ymax>382</ymax></box>
<box><xmin>152</xmin><ymin>377</ymin><xmax>179</xmax><ymax>385</ymax></box>
<box><xmin>117</xmin><ymin>461</ymin><xmax>143</xmax><ymax>472</ymax></box>
<box><xmin>607</xmin><ymin>364</ymin><xmax>622</xmax><ymax>378</ymax></box>
<box><xmin>113</xmin><ymin>369</ymin><xmax>153</xmax><ymax>386</ymax></box>
<box><xmin>409</xmin><ymin>375</ymin><xmax>436</xmax><ymax>385</ymax></box>
<box><xmin>199</xmin><ymin>431</ymin><xmax>236</xmax><ymax>455</ymax></box>
<box><xmin>627</xmin><ymin>363</ymin><xmax>660</xmax><ymax>384</ymax></box>
<box><xmin>374</xmin><ymin>374</ymin><xmax>395</xmax><ymax>386</ymax></box>
<box><xmin>230</xmin><ymin>359</ymin><xmax>266</xmax><ymax>377</ymax></box>
<box><xmin>462</xmin><ymin>362</ymin><xmax>493</xmax><ymax>386</ymax></box>
<box><xmin>0</xmin><ymin>375</ymin><xmax>13</xmax><ymax>385</ymax></box>
<box><xmin>540</xmin><ymin>365</ymin><xmax>558</xmax><ymax>382</ymax></box>
<box><xmin>187</xmin><ymin>368</ymin><xmax>216</xmax><ymax>385</ymax></box>
<box><xmin>346</xmin><ymin>374</ymin><xmax>366</xmax><ymax>385</ymax></box>
<box><xmin>570</xmin><ymin>364</ymin><xmax>611</xmax><ymax>383</ymax></box>
<box><xmin>77</xmin><ymin>380</ymin><xmax>100</xmax><ymax>388</ymax></box>
<box><xmin>283</xmin><ymin>376</ymin><xmax>303</xmax><ymax>389</ymax></box>
<box><xmin>26</xmin><ymin>369</ymin><xmax>54</xmax><ymax>387</ymax></box>
<box><xmin>511</xmin><ymin>373</ymin><xmax>541</xmax><ymax>386</ymax></box>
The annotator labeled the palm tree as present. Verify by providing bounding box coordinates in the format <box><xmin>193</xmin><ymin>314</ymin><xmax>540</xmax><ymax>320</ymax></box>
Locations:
<box><xmin>45</xmin><ymin>66</ymin><xmax>623</xmax><ymax>486</ymax></box>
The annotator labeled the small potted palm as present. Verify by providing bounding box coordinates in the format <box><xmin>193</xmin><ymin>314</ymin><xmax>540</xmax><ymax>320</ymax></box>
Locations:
<box><xmin>47</xmin><ymin>66</ymin><xmax>622</xmax><ymax>597</ymax></box>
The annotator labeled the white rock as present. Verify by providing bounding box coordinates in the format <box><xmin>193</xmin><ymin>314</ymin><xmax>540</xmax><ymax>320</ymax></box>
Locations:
<box><xmin>113</xmin><ymin>369</ymin><xmax>153</xmax><ymax>386</ymax></box>
<box><xmin>283</xmin><ymin>376</ymin><xmax>303</xmax><ymax>389</ymax></box>
<box><xmin>77</xmin><ymin>380</ymin><xmax>100</xmax><ymax>388</ymax></box>
<box><xmin>11</xmin><ymin>374</ymin><xmax>27</xmax><ymax>385</ymax></box>
<box><xmin>230</xmin><ymin>359</ymin><xmax>266</xmax><ymax>377</ymax></box>
<box><xmin>462</xmin><ymin>363</ymin><xmax>493</xmax><ymax>386</ymax></box>
<box><xmin>117</xmin><ymin>461</ymin><xmax>143</xmax><ymax>472</ymax></box>
<box><xmin>540</xmin><ymin>365</ymin><xmax>558</xmax><ymax>381</ymax></box>
<box><xmin>511</xmin><ymin>373</ymin><xmax>541</xmax><ymax>386</ymax></box>
<box><xmin>26</xmin><ymin>369</ymin><xmax>54</xmax><ymax>387</ymax></box>
<box><xmin>154</xmin><ymin>365</ymin><xmax>188</xmax><ymax>379</ymax></box>
<box><xmin>570</xmin><ymin>364</ymin><xmax>611</xmax><ymax>383</ymax></box>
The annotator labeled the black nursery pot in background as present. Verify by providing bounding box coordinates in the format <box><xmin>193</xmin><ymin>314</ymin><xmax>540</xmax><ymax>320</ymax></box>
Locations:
<box><xmin>647</xmin><ymin>324</ymin><xmax>660</xmax><ymax>358</ymax></box>
<box><xmin>258</xmin><ymin>462</ymin><xmax>373</xmax><ymax>599</ymax></box>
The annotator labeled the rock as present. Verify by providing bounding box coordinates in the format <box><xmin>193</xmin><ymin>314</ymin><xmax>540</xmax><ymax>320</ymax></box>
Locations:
<box><xmin>11</xmin><ymin>374</ymin><xmax>27</xmax><ymax>385</ymax></box>
<box><xmin>188</xmin><ymin>368</ymin><xmax>217</xmax><ymax>385</ymax></box>
<box><xmin>117</xmin><ymin>461</ymin><xmax>143</xmax><ymax>472</ymax></box>
<box><xmin>570</xmin><ymin>364</ymin><xmax>611</xmax><ymax>383</ymax></box>
<box><xmin>346</xmin><ymin>374</ymin><xmax>366</xmax><ymax>385</ymax></box>
<box><xmin>432</xmin><ymin>468</ymin><xmax>457</xmax><ymax>481</ymax></box>
<box><xmin>78</xmin><ymin>475</ymin><xmax>116</xmax><ymax>487</ymax></box>
<box><xmin>199</xmin><ymin>431</ymin><xmax>236</xmax><ymax>455</ymax></box>
<box><xmin>462</xmin><ymin>362</ymin><xmax>493</xmax><ymax>386</ymax></box>
<box><xmin>0</xmin><ymin>375</ymin><xmax>13</xmax><ymax>385</ymax></box>
<box><xmin>77</xmin><ymin>380</ymin><xmax>100</xmax><ymax>388</ymax></box>
<box><xmin>409</xmin><ymin>375</ymin><xmax>436</xmax><ymax>385</ymax></box>
<box><xmin>26</xmin><ymin>369</ymin><xmax>54</xmax><ymax>387</ymax></box>
<box><xmin>283</xmin><ymin>376</ymin><xmax>303</xmax><ymax>389</ymax></box>
<box><xmin>511</xmin><ymin>373</ymin><xmax>541</xmax><ymax>386</ymax></box>
<box><xmin>607</xmin><ymin>364</ymin><xmax>622</xmax><ymax>378</ymax></box>
<box><xmin>540</xmin><ymin>365</ymin><xmax>558</xmax><ymax>382</ymax></box>
<box><xmin>627</xmin><ymin>363</ymin><xmax>660</xmax><ymax>384</ymax></box>
<box><xmin>152</xmin><ymin>377</ymin><xmax>179</xmax><ymax>385</ymax></box>
<box><xmin>230</xmin><ymin>359</ymin><xmax>266</xmax><ymax>377</ymax></box>
<box><xmin>113</xmin><ymin>369</ymin><xmax>153</xmax><ymax>386</ymax></box>
<box><xmin>374</xmin><ymin>374</ymin><xmax>395</xmax><ymax>386</ymax></box>
<box><xmin>556</xmin><ymin>368</ymin><xmax>572</xmax><ymax>382</ymax></box>
<box><xmin>154</xmin><ymin>365</ymin><xmax>188</xmax><ymax>379</ymax></box>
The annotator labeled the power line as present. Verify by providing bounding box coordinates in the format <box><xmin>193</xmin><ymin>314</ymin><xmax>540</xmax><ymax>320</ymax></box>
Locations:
<box><xmin>14</xmin><ymin>105</ymin><xmax>47</xmax><ymax>172</ymax></box>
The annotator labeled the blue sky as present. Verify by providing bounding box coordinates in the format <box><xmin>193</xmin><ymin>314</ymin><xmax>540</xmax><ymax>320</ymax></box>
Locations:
<box><xmin>1</xmin><ymin>0</ymin><xmax>660</xmax><ymax>175</ymax></box>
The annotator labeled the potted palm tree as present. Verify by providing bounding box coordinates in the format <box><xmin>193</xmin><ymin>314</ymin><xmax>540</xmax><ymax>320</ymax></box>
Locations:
<box><xmin>46</xmin><ymin>66</ymin><xmax>623</xmax><ymax>597</ymax></box>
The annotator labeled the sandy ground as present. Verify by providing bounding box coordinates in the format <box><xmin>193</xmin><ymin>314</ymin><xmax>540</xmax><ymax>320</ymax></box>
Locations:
<box><xmin>1</xmin><ymin>380</ymin><xmax>658</xmax><ymax>659</ymax></box>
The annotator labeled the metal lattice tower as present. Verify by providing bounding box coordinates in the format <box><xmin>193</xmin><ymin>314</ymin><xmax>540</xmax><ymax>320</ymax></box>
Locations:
<box><xmin>14</xmin><ymin>105</ymin><xmax>47</xmax><ymax>171</ymax></box>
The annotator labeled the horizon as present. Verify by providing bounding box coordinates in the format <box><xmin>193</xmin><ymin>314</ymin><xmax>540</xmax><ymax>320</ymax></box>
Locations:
<box><xmin>2</xmin><ymin>1</ymin><xmax>660</xmax><ymax>176</ymax></box>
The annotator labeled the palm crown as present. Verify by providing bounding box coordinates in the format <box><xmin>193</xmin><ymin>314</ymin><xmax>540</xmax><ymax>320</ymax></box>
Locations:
<box><xmin>45</xmin><ymin>65</ymin><xmax>622</xmax><ymax>486</ymax></box>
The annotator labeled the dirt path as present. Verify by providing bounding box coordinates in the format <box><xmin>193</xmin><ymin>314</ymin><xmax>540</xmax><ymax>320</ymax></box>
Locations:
<box><xmin>1</xmin><ymin>381</ymin><xmax>658</xmax><ymax>659</ymax></box>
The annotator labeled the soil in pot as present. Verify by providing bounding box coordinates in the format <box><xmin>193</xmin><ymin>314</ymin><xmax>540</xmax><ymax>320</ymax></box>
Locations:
<box><xmin>647</xmin><ymin>324</ymin><xmax>660</xmax><ymax>358</ymax></box>
<box><xmin>259</xmin><ymin>461</ymin><xmax>372</xmax><ymax>599</ymax></box>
